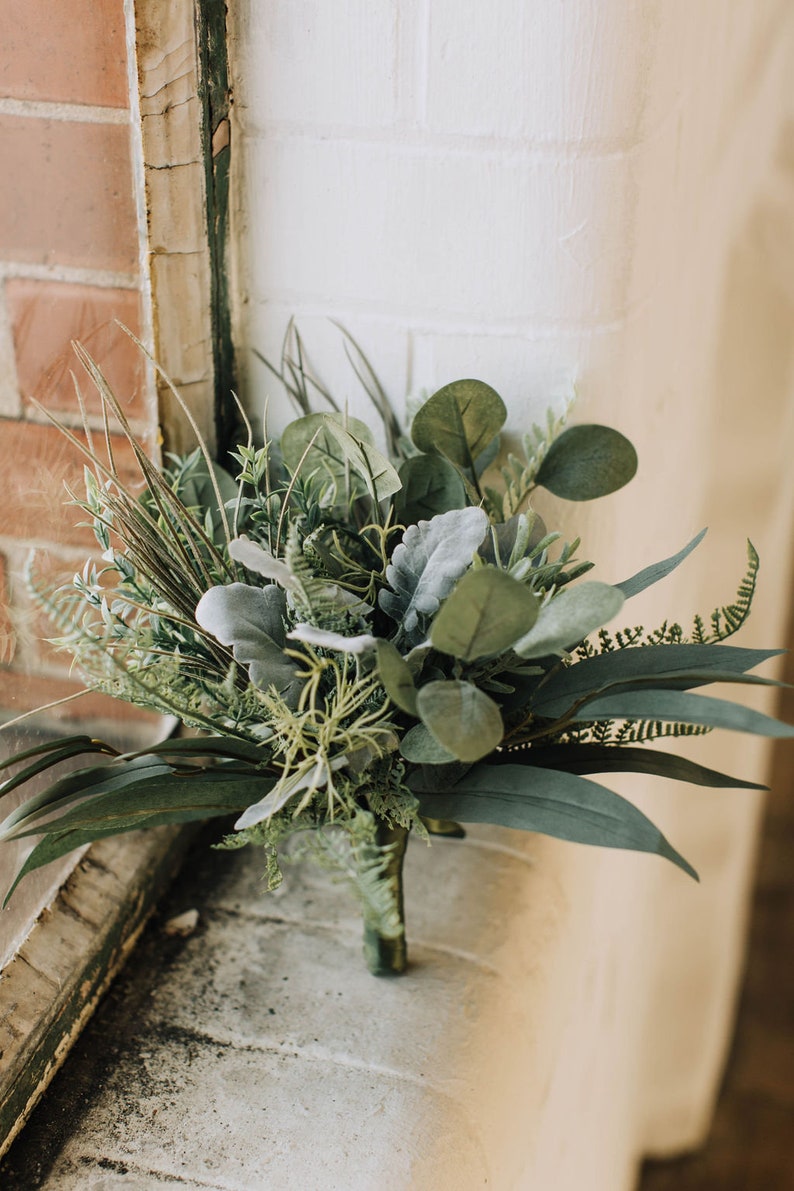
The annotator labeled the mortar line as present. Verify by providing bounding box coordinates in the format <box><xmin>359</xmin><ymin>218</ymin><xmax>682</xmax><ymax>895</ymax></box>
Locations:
<box><xmin>0</xmin><ymin>98</ymin><xmax>129</xmax><ymax>125</ymax></box>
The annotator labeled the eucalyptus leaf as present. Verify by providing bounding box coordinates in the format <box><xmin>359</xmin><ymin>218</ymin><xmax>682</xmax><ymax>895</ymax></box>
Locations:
<box><xmin>400</xmin><ymin>722</ymin><xmax>457</xmax><ymax>764</ymax></box>
<box><xmin>195</xmin><ymin>583</ymin><xmax>302</xmax><ymax>704</ymax></box>
<box><xmin>394</xmin><ymin>454</ymin><xmax>467</xmax><ymax>524</ymax></box>
<box><xmin>280</xmin><ymin>411</ymin><xmax>373</xmax><ymax>474</ymax></box>
<box><xmin>430</xmin><ymin>568</ymin><xmax>539</xmax><ymax>660</ymax></box>
<box><xmin>616</xmin><ymin>529</ymin><xmax>707</xmax><ymax>599</ymax></box>
<box><xmin>379</xmin><ymin>506</ymin><xmax>489</xmax><ymax>640</ymax></box>
<box><xmin>513</xmin><ymin>582</ymin><xmax>625</xmax><ymax>658</ymax></box>
<box><xmin>536</xmin><ymin>425</ymin><xmax>637</xmax><ymax>501</ymax></box>
<box><xmin>411</xmin><ymin>379</ymin><xmax>507</xmax><ymax>470</ymax></box>
<box><xmin>416</xmin><ymin>680</ymin><xmax>504</xmax><ymax>762</ymax></box>
<box><xmin>176</xmin><ymin>452</ymin><xmax>239</xmax><ymax>543</ymax></box>
<box><xmin>376</xmin><ymin>639</ymin><xmax>419</xmax><ymax>715</ymax></box>
<box><xmin>321</xmin><ymin>416</ymin><xmax>402</xmax><ymax>502</ymax></box>
<box><xmin>411</xmin><ymin>763</ymin><xmax>697</xmax><ymax>879</ymax></box>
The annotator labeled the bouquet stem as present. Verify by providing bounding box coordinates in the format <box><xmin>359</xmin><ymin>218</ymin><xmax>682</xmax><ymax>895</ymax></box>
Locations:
<box><xmin>363</xmin><ymin>820</ymin><xmax>409</xmax><ymax>976</ymax></box>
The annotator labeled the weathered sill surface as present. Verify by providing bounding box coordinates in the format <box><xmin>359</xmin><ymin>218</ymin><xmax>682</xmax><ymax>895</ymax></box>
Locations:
<box><xmin>0</xmin><ymin>794</ymin><xmax>764</xmax><ymax>1190</ymax></box>
<box><xmin>0</xmin><ymin>825</ymin><xmax>196</xmax><ymax>1162</ymax></box>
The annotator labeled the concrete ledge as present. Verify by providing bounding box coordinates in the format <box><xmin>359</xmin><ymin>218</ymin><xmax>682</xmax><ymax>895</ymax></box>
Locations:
<box><xmin>0</xmin><ymin>825</ymin><xmax>194</xmax><ymax>1160</ymax></box>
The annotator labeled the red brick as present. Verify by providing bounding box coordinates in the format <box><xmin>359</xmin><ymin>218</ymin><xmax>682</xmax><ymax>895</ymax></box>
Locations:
<box><xmin>0</xmin><ymin>0</ymin><xmax>129</xmax><ymax>109</ymax></box>
<box><xmin>6</xmin><ymin>280</ymin><xmax>146</xmax><ymax>417</ymax></box>
<box><xmin>0</xmin><ymin>667</ymin><xmax>161</xmax><ymax>730</ymax></box>
<box><xmin>0</xmin><ymin>420</ymin><xmax>147</xmax><ymax>548</ymax></box>
<box><xmin>0</xmin><ymin>116</ymin><xmax>138</xmax><ymax>272</ymax></box>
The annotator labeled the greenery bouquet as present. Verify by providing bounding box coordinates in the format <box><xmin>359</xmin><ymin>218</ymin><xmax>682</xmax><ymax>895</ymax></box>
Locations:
<box><xmin>2</xmin><ymin>330</ymin><xmax>792</xmax><ymax>974</ymax></box>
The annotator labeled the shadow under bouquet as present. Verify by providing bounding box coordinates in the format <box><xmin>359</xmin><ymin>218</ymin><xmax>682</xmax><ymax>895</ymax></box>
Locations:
<box><xmin>2</xmin><ymin>332</ymin><xmax>792</xmax><ymax>974</ymax></box>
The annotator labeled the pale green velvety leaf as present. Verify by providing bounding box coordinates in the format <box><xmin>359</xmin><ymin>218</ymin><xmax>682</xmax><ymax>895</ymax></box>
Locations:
<box><xmin>616</xmin><ymin>529</ymin><xmax>707</xmax><ymax>599</ymax></box>
<box><xmin>513</xmin><ymin>582</ymin><xmax>625</xmax><ymax>658</ymax></box>
<box><xmin>416</xmin><ymin>680</ymin><xmax>504</xmax><ymax>762</ymax></box>
<box><xmin>379</xmin><ymin>506</ymin><xmax>489</xmax><ymax>639</ymax></box>
<box><xmin>536</xmin><ymin>424</ymin><xmax>638</xmax><ymax>501</ymax></box>
<box><xmin>411</xmin><ymin>763</ymin><xmax>697</xmax><ymax>878</ymax></box>
<box><xmin>376</xmin><ymin>639</ymin><xmax>419</xmax><ymax>715</ymax></box>
<box><xmin>410</xmin><ymin>379</ymin><xmax>507</xmax><ymax>469</ymax></box>
<box><xmin>195</xmin><ymin>582</ymin><xmax>301</xmax><ymax>703</ymax></box>
<box><xmin>430</xmin><ymin>567</ymin><xmax>539</xmax><ymax>660</ymax></box>
<box><xmin>394</xmin><ymin>454</ymin><xmax>467</xmax><ymax>524</ymax></box>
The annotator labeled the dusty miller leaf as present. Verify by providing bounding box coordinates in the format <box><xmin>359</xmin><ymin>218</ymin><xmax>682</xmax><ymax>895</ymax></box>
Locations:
<box><xmin>378</xmin><ymin>506</ymin><xmax>489</xmax><ymax>640</ymax></box>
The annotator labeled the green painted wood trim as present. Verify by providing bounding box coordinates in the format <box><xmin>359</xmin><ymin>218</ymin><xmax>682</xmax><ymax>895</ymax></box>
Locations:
<box><xmin>195</xmin><ymin>0</ymin><xmax>239</xmax><ymax>458</ymax></box>
<box><xmin>0</xmin><ymin>825</ymin><xmax>197</xmax><ymax>1161</ymax></box>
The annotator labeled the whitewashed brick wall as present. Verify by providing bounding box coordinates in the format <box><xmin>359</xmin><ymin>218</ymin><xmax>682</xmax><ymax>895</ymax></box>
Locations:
<box><xmin>228</xmin><ymin>3</ymin><xmax>794</xmax><ymax>1186</ymax></box>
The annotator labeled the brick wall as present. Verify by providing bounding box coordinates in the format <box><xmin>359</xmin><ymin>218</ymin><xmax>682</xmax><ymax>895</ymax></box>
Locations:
<box><xmin>0</xmin><ymin>0</ymin><xmax>159</xmax><ymax>731</ymax></box>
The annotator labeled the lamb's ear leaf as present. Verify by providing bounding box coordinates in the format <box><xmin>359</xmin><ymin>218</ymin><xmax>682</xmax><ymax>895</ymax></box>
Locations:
<box><xmin>411</xmin><ymin>380</ymin><xmax>507</xmax><ymax>469</ymax></box>
<box><xmin>430</xmin><ymin>568</ymin><xmax>539</xmax><ymax>661</ymax></box>
<box><xmin>513</xmin><ymin>582</ymin><xmax>624</xmax><ymax>658</ymax></box>
<box><xmin>195</xmin><ymin>583</ymin><xmax>302</xmax><ymax>704</ymax></box>
<box><xmin>416</xmin><ymin>680</ymin><xmax>503</xmax><ymax>762</ymax></box>
<box><xmin>411</xmin><ymin>763</ymin><xmax>698</xmax><ymax>879</ymax></box>
<box><xmin>615</xmin><ymin>529</ymin><xmax>707</xmax><ymax>599</ymax></box>
<box><xmin>394</xmin><ymin>454</ymin><xmax>467</xmax><ymax>524</ymax></box>
<box><xmin>536</xmin><ymin>424</ymin><xmax>637</xmax><ymax>500</ymax></box>
<box><xmin>376</xmin><ymin>640</ymin><xmax>419</xmax><ymax>715</ymax></box>
<box><xmin>378</xmin><ymin>506</ymin><xmax>489</xmax><ymax>640</ymax></box>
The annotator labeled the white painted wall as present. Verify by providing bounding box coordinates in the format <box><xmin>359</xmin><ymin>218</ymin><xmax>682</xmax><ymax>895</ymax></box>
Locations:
<box><xmin>229</xmin><ymin>3</ymin><xmax>794</xmax><ymax>1186</ymax></box>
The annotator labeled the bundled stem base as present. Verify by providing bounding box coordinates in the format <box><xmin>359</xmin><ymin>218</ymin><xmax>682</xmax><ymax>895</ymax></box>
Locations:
<box><xmin>362</xmin><ymin>821</ymin><xmax>409</xmax><ymax>976</ymax></box>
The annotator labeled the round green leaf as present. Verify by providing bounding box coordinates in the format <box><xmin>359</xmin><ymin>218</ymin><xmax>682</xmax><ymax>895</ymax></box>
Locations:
<box><xmin>431</xmin><ymin>568</ymin><xmax>539</xmax><ymax>660</ymax></box>
<box><xmin>536</xmin><ymin>424</ymin><xmax>637</xmax><ymax>501</ymax></box>
<box><xmin>416</xmin><ymin>680</ymin><xmax>504</xmax><ymax>762</ymax></box>
<box><xmin>281</xmin><ymin>411</ymin><xmax>373</xmax><ymax>473</ymax></box>
<box><xmin>376</xmin><ymin>639</ymin><xmax>419</xmax><ymax>715</ymax></box>
<box><xmin>400</xmin><ymin>721</ymin><xmax>457</xmax><ymax>764</ymax></box>
<box><xmin>394</xmin><ymin>454</ymin><xmax>467</xmax><ymax>524</ymax></box>
<box><xmin>410</xmin><ymin>380</ymin><xmax>507</xmax><ymax>470</ymax></box>
<box><xmin>513</xmin><ymin>582</ymin><xmax>625</xmax><ymax>658</ymax></box>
